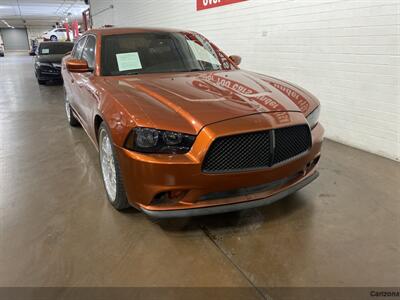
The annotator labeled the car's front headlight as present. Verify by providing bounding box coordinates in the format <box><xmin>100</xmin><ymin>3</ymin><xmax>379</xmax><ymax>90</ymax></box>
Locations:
<box><xmin>306</xmin><ymin>106</ymin><xmax>320</xmax><ymax>129</ymax></box>
<box><xmin>125</xmin><ymin>127</ymin><xmax>196</xmax><ymax>154</ymax></box>
<box><xmin>35</xmin><ymin>62</ymin><xmax>52</xmax><ymax>68</ymax></box>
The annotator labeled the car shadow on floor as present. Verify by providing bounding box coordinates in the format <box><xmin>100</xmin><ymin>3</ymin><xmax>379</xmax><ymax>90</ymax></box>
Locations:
<box><xmin>152</xmin><ymin>192</ymin><xmax>312</xmax><ymax>234</ymax></box>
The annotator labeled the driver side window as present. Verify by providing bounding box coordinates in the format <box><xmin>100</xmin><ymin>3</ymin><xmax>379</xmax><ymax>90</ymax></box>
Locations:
<box><xmin>71</xmin><ymin>37</ymin><xmax>87</xmax><ymax>59</ymax></box>
<box><xmin>81</xmin><ymin>35</ymin><xmax>96</xmax><ymax>70</ymax></box>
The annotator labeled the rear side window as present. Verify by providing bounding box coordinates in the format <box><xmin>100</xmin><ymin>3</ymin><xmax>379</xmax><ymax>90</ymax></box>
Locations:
<box><xmin>81</xmin><ymin>35</ymin><xmax>96</xmax><ymax>69</ymax></box>
<box><xmin>38</xmin><ymin>43</ymin><xmax>73</xmax><ymax>55</ymax></box>
<box><xmin>71</xmin><ymin>37</ymin><xmax>87</xmax><ymax>59</ymax></box>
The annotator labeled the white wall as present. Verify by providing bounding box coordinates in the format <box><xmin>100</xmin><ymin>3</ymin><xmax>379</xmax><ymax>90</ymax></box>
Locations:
<box><xmin>91</xmin><ymin>0</ymin><xmax>400</xmax><ymax>161</ymax></box>
<box><xmin>26</xmin><ymin>26</ymin><xmax>51</xmax><ymax>40</ymax></box>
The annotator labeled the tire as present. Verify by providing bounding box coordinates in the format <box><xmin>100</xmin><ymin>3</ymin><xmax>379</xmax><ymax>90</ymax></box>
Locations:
<box><xmin>38</xmin><ymin>79</ymin><xmax>46</xmax><ymax>85</ymax></box>
<box><xmin>64</xmin><ymin>90</ymin><xmax>79</xmax><ymax>127</ymax></box>
<box><xmin>98</xmin><ymin>122</ymin><xmax>130</xmax><ymax>210</ymax></box>
<box><xmin>50</xmin><ymin>35</ymin><xmax>57</xmax><ymax>41</ymax></box>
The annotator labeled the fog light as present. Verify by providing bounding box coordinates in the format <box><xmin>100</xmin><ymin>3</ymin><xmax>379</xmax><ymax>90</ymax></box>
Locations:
<box><xmin>151</xmin><ymin>190</ymin><xmax>188</xmax><ymax>205</ymax></box>
<box><xmin>168</xmin><ymin>190</ymin><xmax>186</xmax><ymax>199</ymax></box>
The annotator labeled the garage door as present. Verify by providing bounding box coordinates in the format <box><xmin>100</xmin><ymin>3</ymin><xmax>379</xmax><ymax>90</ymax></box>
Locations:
<box><xmin>0</xmin><ymin>28</ymin><xmax>29</xmax><ymax>51</ymax></box>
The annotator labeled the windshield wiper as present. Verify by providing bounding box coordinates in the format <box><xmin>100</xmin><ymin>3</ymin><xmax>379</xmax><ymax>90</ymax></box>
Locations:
<box><xmin>186</xmin><ymin>68</ymin><xmax>204</xmax><ymax>72</ymax></box>
<box><xmin>122</xmin><ymin>71</ymin><xmax>140</xmax><ymax>75</ymax></box>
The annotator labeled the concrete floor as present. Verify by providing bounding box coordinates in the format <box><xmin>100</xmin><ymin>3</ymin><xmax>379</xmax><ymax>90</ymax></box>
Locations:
<box><xmin>0</xmin><ymin>53</ymin><xmax>399</xmax><ymax>298</ymax></box>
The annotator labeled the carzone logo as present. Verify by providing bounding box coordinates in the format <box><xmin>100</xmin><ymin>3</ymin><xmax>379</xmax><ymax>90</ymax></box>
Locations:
<box><xmin>197</xmin><ymin>0</ymin><xmax>247</xmax><ymax>11</ymax></box>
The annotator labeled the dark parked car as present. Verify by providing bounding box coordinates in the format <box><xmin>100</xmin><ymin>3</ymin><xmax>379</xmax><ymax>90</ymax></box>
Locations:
<box><xmin>34</xmin><ymin>41</ymin><xmax>74</xmax><ymax>84</ymax></box>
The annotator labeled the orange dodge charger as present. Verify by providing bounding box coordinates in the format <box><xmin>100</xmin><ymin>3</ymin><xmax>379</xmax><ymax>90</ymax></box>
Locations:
<box><xmin>62</xmin><ymin>27</ymin><xmax>324</xmax><ymax>218</ymax></box>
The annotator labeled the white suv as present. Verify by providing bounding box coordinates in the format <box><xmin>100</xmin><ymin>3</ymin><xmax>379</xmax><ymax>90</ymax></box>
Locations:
<box><xmin>42</xmin><ymin>28</ymin><xmax>74</xmax><ymax>42</ymax></box>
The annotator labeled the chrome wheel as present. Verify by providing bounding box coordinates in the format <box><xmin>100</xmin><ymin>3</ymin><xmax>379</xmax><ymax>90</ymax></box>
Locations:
<box><xmin>65</xmin><ymin>100</ymin><xmax>71</xmax><ymax>122</ymax></box>
<box><xmin>64</xmin><ymin>90</ymin><xmax>71</xmax><ymax>121</ymax></box>
<box><xmin>100</xmin><ymin>128</ymin><xmax>117</xmax><ymax>202</ymax></box>
<box><xmin>65</xmin><ymin>91</ymin><xmax>79</xmax><ymax>127</ymax></box>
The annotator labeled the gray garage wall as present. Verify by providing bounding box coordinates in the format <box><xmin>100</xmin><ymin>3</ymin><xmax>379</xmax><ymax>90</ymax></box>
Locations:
<box><xmin>0</xmin><ymin>28</ymin><xmax>29</xmax><ymax>51</ymax></box>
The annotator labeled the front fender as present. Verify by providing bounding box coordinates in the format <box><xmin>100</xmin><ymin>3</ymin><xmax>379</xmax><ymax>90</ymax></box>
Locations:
<box><xmin>97</xmin><ymin>93</ymin><xmax>136</xmax><ymax>147</ymax></box>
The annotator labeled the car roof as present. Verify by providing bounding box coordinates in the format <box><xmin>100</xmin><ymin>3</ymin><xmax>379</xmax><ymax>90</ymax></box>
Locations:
<box><xmin>85</xmin><ymin>27</ymin><xmax>188</xmax><ymax>36</ymax></box>
<box><xmin>39</xmin><ymin>41</ymin><xmax>74</xmax><ymax>45</ymax></box>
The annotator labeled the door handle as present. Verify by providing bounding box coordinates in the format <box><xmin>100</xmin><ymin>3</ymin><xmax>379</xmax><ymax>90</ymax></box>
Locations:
<box><xmin>71</xmin><ymin>78</ymin><xmax>74</xmax><ymax>83</ymax></box>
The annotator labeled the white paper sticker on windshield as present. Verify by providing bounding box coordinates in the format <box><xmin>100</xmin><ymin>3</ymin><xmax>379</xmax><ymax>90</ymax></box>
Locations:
<box><xmin>116</xmin><ymin>52</ymin><xmax>142</xmax><ymax>72</ymax></box>
<box><xmin>42</xmin><ymin>48</ymin><xmax>49</xmax><ymax>54</ymax></box>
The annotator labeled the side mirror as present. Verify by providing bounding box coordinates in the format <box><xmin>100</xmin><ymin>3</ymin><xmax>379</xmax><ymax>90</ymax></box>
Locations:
<box><xmin>66</xmin><ymin>58</ymin><xmax>89</xmax><ymax>73</ymax></box>
<box><xmin>229</xmin><ymin>55</ymin><xmax>242</xmax><ymax>66</ymax></box>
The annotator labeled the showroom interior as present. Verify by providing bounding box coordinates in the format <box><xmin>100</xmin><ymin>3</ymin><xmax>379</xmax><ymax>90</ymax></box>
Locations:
<box><xmin>0</xmin><ymin>0</ymin><xmax>399</xmax><ymax>299</ymax></box>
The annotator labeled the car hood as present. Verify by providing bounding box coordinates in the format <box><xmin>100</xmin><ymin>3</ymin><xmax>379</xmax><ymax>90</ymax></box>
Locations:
<box><xmin>102</xmin><ymin>70</ymin><xmax>319</xmax><ymax>134</ymax></box>
<box><xmin>36</xmin><ymin>54</ymin><xmax>65</xmax><ymax>64</ymax></box>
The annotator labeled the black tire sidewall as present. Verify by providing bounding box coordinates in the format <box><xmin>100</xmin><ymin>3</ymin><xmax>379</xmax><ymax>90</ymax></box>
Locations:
<box><xmin>64</xmin><ymin>90</ymin><xmax>79</xmax><ymax>126</ymax></box>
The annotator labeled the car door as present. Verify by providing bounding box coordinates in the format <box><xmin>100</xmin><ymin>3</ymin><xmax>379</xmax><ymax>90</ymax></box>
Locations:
<box><xmin>74</xmin><ymin>35</ymin><xmax>98</xmax><ymax>136</ymax></box>
<box><xmin>67</xmin><ymin>36</ymin><xmax>87</xmax><ymax>125</ymax></box>
<box><xmin>54</xmin><ymin>29</ymin><xmax>63</xmax><ymax>41</ymax></box>
<box><xmin>59</xmin><ymin>29</ymin><xmax>67</xmax><ymax>41</ymax></box>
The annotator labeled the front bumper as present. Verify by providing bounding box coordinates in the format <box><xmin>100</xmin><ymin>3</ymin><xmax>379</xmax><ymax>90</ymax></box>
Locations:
<box><xmin>141</xmin><ymin>171</ymin><xmax>319</xmax><ymax>218</ymax></box>
<box><xmin>35</xmin><ymin>68</ymin><xmax>62</xmax><ymax>81</ymax></box>
<box><xmin>115</xmin><ymin>112</ymin><xmax>324</xmax><ymax>216</ymax></box>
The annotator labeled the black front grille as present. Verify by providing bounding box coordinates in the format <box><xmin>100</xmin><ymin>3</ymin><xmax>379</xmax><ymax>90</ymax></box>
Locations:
<box><xmin>202</xmin><ymin>130</ymin><xmax>272</xmax><ymax>173</ymax></box>
<box><xmin>273</xmin><ymin>125</ymin><xmax>312</xmax><ymax>164</ymax></box>
<box><xmin>202</xmin><ymin>125</ymin><xmax>311</xmax><ymax>173</ymax></box>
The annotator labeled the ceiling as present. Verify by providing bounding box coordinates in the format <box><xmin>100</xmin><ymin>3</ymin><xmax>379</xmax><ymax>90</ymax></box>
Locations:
<box><xmin>0</xmin><ymin>0</ymin><xmax>88</xmax><ymax>28</ymax></box>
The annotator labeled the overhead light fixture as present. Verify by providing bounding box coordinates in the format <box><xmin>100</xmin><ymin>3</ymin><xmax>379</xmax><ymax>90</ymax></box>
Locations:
<box><xmin>1</xmin><ymin>19</ymin><xmax>14</xmax><ymax>28</ymax></box>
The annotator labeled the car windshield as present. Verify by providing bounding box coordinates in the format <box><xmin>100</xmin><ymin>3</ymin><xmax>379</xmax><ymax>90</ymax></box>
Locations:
<box><xmin>101</xmin><ymin>32</ymin><xmax>236</xmax><ymax>76</ymax></box>
<box><xmin>39</xmin><ymin>43</ymin><xmax>73</xmax><ymax>55</ymax></box>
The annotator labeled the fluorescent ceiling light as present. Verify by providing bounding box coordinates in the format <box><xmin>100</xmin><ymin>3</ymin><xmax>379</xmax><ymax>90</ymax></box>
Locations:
<box><xmin>1</xmin><ymin>20</ymin><xmax>14</xmax><ymax>28</ymax></box>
